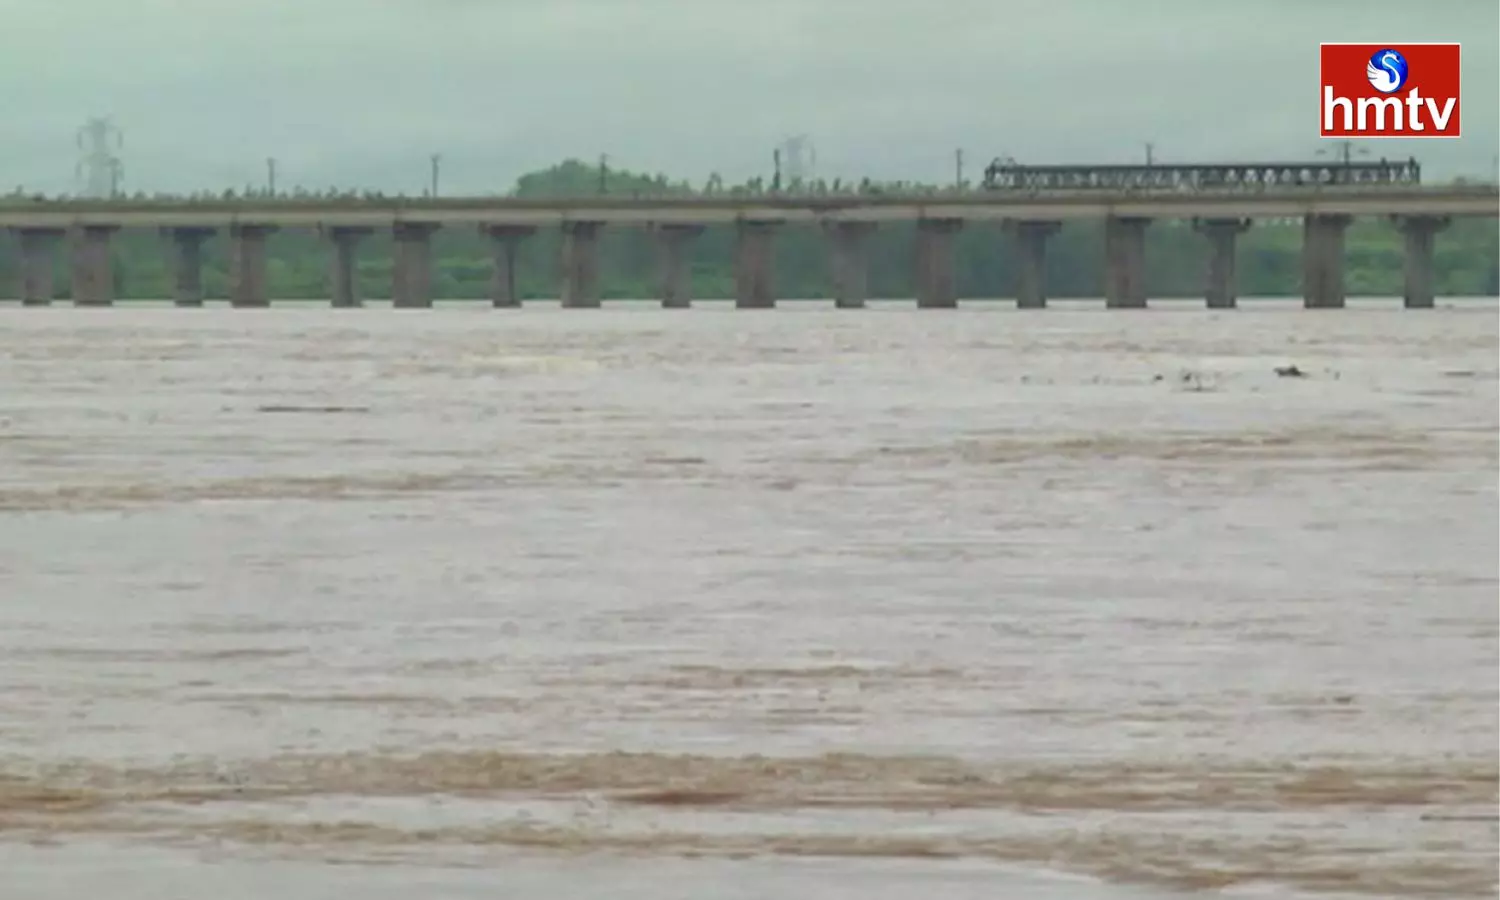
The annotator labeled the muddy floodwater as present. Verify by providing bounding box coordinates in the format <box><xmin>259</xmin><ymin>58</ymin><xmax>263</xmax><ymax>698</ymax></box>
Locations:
<box><xmin>0</xmin><ymin>299</ymin><xmax>1496</xmax><ymax>899</ymax></box>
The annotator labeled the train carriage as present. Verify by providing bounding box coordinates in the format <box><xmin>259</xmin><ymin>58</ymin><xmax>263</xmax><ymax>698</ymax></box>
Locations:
<box><xmin>982</xmin><ymin>158</ymin><xmax>1422</xmax><ymax>191</ymax></box>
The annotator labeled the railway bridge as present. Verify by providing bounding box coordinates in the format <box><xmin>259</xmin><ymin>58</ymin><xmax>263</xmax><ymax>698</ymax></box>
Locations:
<box><xmin>1</xmin><ymin>168</ymin><xmax>1494</xmax><ymax>309</ymax></box>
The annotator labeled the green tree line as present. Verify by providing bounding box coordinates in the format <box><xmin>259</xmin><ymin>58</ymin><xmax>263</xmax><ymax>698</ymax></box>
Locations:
<box><xmin>2</xmin><ymin>159</ymin><xmax>1496</xmax><ymax>300</ymax></box>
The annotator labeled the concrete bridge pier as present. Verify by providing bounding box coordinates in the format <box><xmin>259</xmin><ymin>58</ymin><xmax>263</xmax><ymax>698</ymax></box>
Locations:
<box><xmin>229</xmin><ymin>225</ymin><xmax>277</xmax><ymax>308</ymax></box>
<box><xmin>1104</xmin><ymin>217</ymin><xmax>1150</xmax><ymax>309</ymax></box>
<box><xmin>735</xmin><ymin>220</ymin><xmax>779</xmax><ymax>309</ymax></box>
<box><xmin>654</xmin><ymin>224</ymin><xmax>702</xmax><ymax>308</ymax></box>
<box><xmin>166</xmin><ymin>227</ymin><xmax>214</xmax><ymax>307</ymax></box>
<box><xmin>392</xmin><ymin>223</ymin><xmax>440</xmax><ymax>308</ymax></box>
<box><xmin>825</xmin><ymin>221</ymin><xmax>875</xmax><ymax>309</ymax></box>
<box><xmin>481</xmin><ymin>225</ymin><xmax>534</xmax><ymax>308</ymax></box>
<box><xmin>560</xmin><ymin>221</ymin><xmax>603</xmax><ymax>308</ymax></box>
<box><xmin>1396</xmin><ymin>215</ymin><xmax>1449</xmax><ymax>309</ymax></box>
<box><xmin>326</xmin><ymin>226</ymin><xmax>372</xmax><ymax>308</ymax></box>
<box><xmin>71</xmin><ymin>225</ymin><xmax>119</xmax><ymax>307</ymax></box>
<box><xmin>1193</xmin><ymin>218</ymin><xmax>1251</xmax><ymax>309</ymax></box>
<box><xmin>1302</xmin><ymin>214</ymin><xmax>1351</xmax><ymax>309</ymax></box>
<box><xmin>914</xmin><ymin>218</ymin><xmax>962</xmax><ymax>308</ymax></box>
<box><xmin>16</xmin><ymin>228</ymin><xmax>63</xmax><ymax>306</ymax></box>
<box><xmin>1011</xmin><ymin>220</ymin><xmax>1061</xmax><ymax>309</ymax></box>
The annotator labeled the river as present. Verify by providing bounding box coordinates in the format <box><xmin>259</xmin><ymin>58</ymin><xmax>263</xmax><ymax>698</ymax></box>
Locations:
<box><xmin>0</xmin><ymin>299</ymin><xmax>1495</xmax><ymax>898</ymax></box>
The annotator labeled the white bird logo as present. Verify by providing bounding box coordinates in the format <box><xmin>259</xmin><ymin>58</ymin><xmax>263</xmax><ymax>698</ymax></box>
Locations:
<box><xmin>1365</xmin><ymin>51</ymin><xmax>1404</xmax><ymax>93</ymax></box>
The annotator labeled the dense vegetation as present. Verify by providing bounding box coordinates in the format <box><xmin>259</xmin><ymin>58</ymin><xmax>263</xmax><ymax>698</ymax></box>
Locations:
<box><xmin>2</xmin><ymin>159</ymin><xmax>1496</xmax><ymax>300</ymax></box>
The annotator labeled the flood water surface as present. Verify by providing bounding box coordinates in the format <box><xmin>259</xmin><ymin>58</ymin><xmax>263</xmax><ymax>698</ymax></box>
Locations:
<box><xmin>0</xmin><ymin>302</ymin><xmax>1496</xmax><ymax>898</ymax></box>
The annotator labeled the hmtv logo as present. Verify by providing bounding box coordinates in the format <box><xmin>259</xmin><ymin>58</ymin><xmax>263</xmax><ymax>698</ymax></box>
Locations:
<box><xmin>1320</xmin><ymin>43</ymin><xmax>1461</xmax><ymax>138</ymax></box>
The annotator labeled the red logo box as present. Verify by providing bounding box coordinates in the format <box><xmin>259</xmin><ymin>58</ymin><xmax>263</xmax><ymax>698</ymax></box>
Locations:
<box><xmin>1320</xmin><ymin>43</ymin><xmax>1461</xmax><ymax>138</ymax></box>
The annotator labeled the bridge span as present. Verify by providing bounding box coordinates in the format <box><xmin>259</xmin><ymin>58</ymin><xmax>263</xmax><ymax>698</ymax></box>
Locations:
<box><xmin>2</xmin><ymin>185</ymin><xmax>1496</xmax><ymax>309</ymax></box>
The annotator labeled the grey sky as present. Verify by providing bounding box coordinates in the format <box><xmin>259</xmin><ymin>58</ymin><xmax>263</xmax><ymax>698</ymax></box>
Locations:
<box><xmin>2</xmin><ymin>0</ymin><xmax>1496</xmax><ymax>194</ymax></box>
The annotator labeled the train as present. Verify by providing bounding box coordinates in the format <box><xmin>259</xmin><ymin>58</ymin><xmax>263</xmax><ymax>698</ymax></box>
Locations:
<box><xmin>980</xmin><ymin>157</ymin><xmax>1422</xmax><ymax>191</ymax></box>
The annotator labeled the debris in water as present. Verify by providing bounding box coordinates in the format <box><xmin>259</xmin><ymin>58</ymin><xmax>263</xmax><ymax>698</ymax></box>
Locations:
<box><xmin>255</xmin><ymin>405</ymin><xmax>371</xmax><ymax>414</ymax></box>
<box><xmin>1177</xmin><ymin>370</ymin><xmax>1214</xmax><ymax>392</ymax></box>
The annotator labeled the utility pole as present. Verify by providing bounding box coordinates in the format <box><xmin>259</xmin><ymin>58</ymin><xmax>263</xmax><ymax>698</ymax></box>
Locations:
<box><xmin>1144</xmin><ymin>142</ymin><xmax>1155</xmax><ymax>166</ymax></box>
<box><xmin>597</xmin><ymin>154</ymin><xmax>608</xmax><ymax>194</ymax></box>
<box><xmin>955</xmin><ymin>148</ymin><xmax>964</xmax><ymax>188</ymax></box>
<box><xmin>1318</xmin><ymin>139</ymin><xmax>1366</xmax><ymax>167</ymax></box>
<box><xmin>429</xmin><ymin>153</ymin><xmax>441</xmax><ymax>197</ymax></box>
<box><xmin>266</xmin><ymin>157</ymin><xmax>277</xmax><ymax>196</ymax></box>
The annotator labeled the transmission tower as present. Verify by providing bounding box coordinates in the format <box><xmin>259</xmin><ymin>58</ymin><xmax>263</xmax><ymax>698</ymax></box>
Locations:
<box><xmin>1319</xmin><ymin>139</ymin><xmax>1368</xmax><ymax>166</ymax></box>
<box><xmin>75</xmin><ymin>117</ymin><xmax>124</xmax><ymax>198</ymax></box>
<box><xmin>778</xmin><ymin>134</ymin><xmax>816</xmax><ymax>185</ymax></box>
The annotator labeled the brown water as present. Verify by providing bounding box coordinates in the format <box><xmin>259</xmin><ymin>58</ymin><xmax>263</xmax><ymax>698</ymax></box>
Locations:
<box><xmin>0</xmin><ymin>299</ymin><xmax>1496</xmax><ymax>899</ymax></box>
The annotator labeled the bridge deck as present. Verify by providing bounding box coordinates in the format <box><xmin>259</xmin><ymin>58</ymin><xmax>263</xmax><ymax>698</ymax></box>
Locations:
<box><xmin>0</xmin><ymin>186</ymin><xmax>1494</xmax><ymax>228</ymax></box>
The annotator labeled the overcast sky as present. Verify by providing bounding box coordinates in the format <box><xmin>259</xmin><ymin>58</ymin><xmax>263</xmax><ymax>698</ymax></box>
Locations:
<box><xmin>2</xmin><ymin>0</ymin><xmax>1495</xmax><ymax>194</ymax></box>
